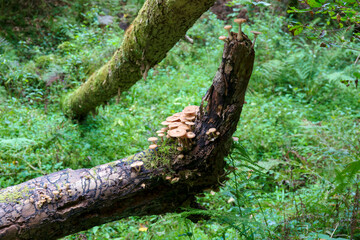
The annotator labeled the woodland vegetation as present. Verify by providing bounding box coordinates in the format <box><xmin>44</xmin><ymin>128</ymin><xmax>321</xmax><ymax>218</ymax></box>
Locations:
<box><xmin>0</xmin><ymin>0</ymin><xmax>360</xmax><ymax>239</ymax></box>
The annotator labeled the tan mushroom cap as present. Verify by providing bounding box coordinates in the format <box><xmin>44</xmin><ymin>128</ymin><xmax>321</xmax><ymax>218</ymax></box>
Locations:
<box><xmin>148</xmin><ymin>137</ymin><xmax>158</xmax><ymax>142</ymax></box>
<box><xmin>219</xmin><ymin>36</ymin><xmax>227</xmax><ymax>41</ymax></box>
<box><xmin>173</xmin><ymin>112</ymin><xmax>182</xmax><ymax>117</ymax></box>
<box><xmin>156</xmin><ymin>130</ymin><xmax>163</xmax><ymax>134</ymax></box>
<box><xmin>224</xmin><ymin>25</ymin><xmax>232</xmax><ymax>30</ymax></box>
<box><xmin>169</xmin><ymin>122</ymin><xmax>183</xmax><ymax>129</ymax></box>
<box><xmin>149</xmin><ymin>144</ymin><xmax>158</xmax><ymax>150</ymax></box>
<box><xmin>177</xmin><ymin>154</ymin><xmax>184</xmax><ymax>159</ymax></box>
<box><xmin>234</xmin><ymin>18</ymin><xmax>246</xmax><ymax>24</ymax></box>
<box><xmin>187</xmin><ymin>132</ymin><xmax>196</xmax><ymax>139</ymax></box>
<box><xmin>161</xmin><ymin>121</ymin><xmax>171</xmax><ymax>126</ymax></box>
<box><xmin>250</xmin><ymin>31</ymin><xmax>262</xmax><ymax>35</ymax></box>
<box><xmin>208</xmin><ymin>128</ymin><xmax>216</xmax><ymax>133</ymax></box>
<box><xmin>130</xmin><ymin>161</ymin><xmax>144</xmax><ymax>168</ymax></box>
<box><xmin>158</xmin><ymin>133</ymin><xmax>165</xmax><ymax>137</ymax></box>
<box><xmin>185</xmin><ymin>116</ymin><xmax>196</xmax><ymax>121</ymax></box>
<box><xmin>161</xmin><ymin>127</ymin><xmax>168</xmax><ymax>131</ymax></box>
<box><xmin>168</xmin><ymin>128</ymin><xmax>187</xmax><ymax>138</ymax></box>
<box><xmin>180</xmin><ymin>116</ymin><xmax>188</xmax><ymax>123</ymax></box>
<box><xmin>178</xmin><ymin>126</ymin><xmax>190</xmax><ymax>132</ymax></box>
<box><xmin>166</xmin><ymin>116</ymin><xmax>181</xmax><ymax>122</ymax></box>
<box><xmin>183</xmin><ymin>105</ymin><xmax>199</xmax><ymax>115</ymax></box>
<box><xmin>185</xmin><ymin>121</ymin><xmax>195</xmax><ymax>126</ymax></box>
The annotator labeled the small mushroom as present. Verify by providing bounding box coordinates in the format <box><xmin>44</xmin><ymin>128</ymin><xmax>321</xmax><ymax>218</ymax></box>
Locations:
<box><xmin>148</xmin><ymin>137</ymin><xmax>158</xmax><ymax>144</ymax></box>
<box><xmin>208</xmin><ymin>128</ymin><xmax>216</xmax><ymax>136</ymax></box>
<box><xmin>186</xmin><ymin>132</ymin><xmax>196</xmax><ymax>139</ymax></box>
<box><xmin>224</xmin><ymin>25</ymin><xmax>232</xmax><ymax>39</ymax></box>
<box><xmin>169</xmin><ymin>122</ymin><xmax>182</xmax><ymax>129</ymax></box>
<box><xmin>168</xmin><ymin>128</ymin><xmax>187</xmax><ymax>146</ymax></box>
<box><xmin>234</xmin><ymin>18</ymin><xmax>247</xmax><ymax>40</ymax></box>
<box><xmin>185</xmin><ymin>115</ymin><xmax>196</xmax><ymax>121</ymax></box>
<box><xmin>171</xmin><ymin>177</ymin><xmax>180</xmax><ymax>184</ymax></box>
<box><xmin>186</xmin><ymin>132</ymin><xmax>196</xmax><ymax>146</ymax></box>
<box><xmin>166</xmin><ymin>116</ymin><xmax>181</xmax><ymax>122</ymax></box>
<box><xmin>157</xmin><ymin>133</ymin><xmax>165</xmax><ymax>141</ymax></box>
<box><xmin>149</xmin><ymin>144</ymin><xmax>158</xmax><ymax>157</ymax></box>
<box><xmin>177</xmin><ymin>124</ymin><xmax>190</xmax><ymax>131</ymax></box>
<box><xmin>180</xmin><ymin>116</ymin><xmax>188</xmax><ymax>123</ymax></box>
<box><xmin>219</xmin><ymin>36</ymin><xmax>227</xmax><ymax>42</ymax></box>
<box><xmin>130</xmin><ymin>161</ymin><xmax>144</xmax><ymax>172</ymax></box>
<box><xmin>177</xmin><ymin>154</ymin><xmax>184</xmax><ymax>162</ymax></box>
<box><xmin>185</xmin><ymin>121</ymin><xmax>195</xmax><ymax>131</ymax></box>
<box><xmin>250</xmin><ymin>31</ymin><xmax>261</xmax><ymax>48</ymax></box>
<box><xmin>161</xmin><ymin>121</ymin><xmax>171</xmax><ymax>126</ymax></box>
<box><xmin>182</xmin><ymin>105</ymin><xmax>198</xmax><ymax>116</ymax></box>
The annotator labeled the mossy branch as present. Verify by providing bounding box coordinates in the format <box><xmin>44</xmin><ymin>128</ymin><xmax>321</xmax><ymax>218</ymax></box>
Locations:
<box><xmin>61</xmin><ymin>0</ymin><xmax>216</xmax><ymax>120</ymax></box>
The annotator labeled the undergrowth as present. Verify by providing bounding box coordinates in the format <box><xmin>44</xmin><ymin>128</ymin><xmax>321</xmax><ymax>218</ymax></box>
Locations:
<box><xmin>0</xmin><ymin>0</ymin><xmax>359</xmax><ymax>239</ymax></box>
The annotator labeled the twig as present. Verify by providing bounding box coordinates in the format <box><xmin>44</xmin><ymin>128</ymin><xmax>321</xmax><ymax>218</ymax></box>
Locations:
<box><xmin>355</xmin><ymin>52</ymin><xmax>360</xmax><ymax>65</ymax></box>
<box><xmin>184</xmin><ymin>35</ymin><xmax>194</xmax><ymax>44</ymax></box>
<box><xmin>330</xmin><ymin>222</ymin><xmax>339</xmax><ymax>238</ymax></box>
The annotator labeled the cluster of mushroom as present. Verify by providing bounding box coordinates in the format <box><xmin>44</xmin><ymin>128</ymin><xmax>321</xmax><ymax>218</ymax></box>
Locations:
<box><xmin>218</xmin><ymin>18</ymin><xmax>261</xmax><ymax>48</ymax></box>
<box><xmin>147</xmin><ymin>105</ymin><xmax>199</xmax><ymax>152</ymax></box>
<box><xmin>206</xmin><ymin>127</ymin><xmax>220</xmax><ymax>141</ymax></box>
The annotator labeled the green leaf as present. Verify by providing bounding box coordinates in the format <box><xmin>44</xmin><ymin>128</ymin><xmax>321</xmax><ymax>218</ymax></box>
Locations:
<box><xmin>353</xmin><ymin>71</ymin><xmax>360</xmax><ymax>79</ymax></box>
<box><xmin>307</xmin><ymin>0</ymin><xmax>322</xmax><ymax>8</ymax></box>
<box><xmin>294</xmin><ymin>26</ymin><xmax>303</xmax><ymax>36</ymax></box>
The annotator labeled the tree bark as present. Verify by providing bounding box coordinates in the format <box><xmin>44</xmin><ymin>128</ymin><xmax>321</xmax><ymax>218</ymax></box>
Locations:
<box><xmin>61</xmin><ymin>0</ymin><xmax>216</xmax><ymax>120</ymax></box>
<box><xmin>0</xmin><ymin>31</ymin><xmax>255</xmax><ymax>240</ymax></box>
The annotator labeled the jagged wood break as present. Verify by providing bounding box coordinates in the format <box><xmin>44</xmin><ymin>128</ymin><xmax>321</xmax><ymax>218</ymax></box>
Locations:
<box><xmin>61</xmin><ymin>0</ymin><xmax>217</xmax><ymax>120</ymax></box>
<box><xmin>0</xmin><ymin>31</ymin><xmax>255</xmax><ymax>240</ymax></box>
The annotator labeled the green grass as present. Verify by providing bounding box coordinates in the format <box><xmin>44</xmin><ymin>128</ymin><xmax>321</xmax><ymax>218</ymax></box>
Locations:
<box><xmin>1</xmin><ymin>1</ymin><xmax>360</xmax><ymax>239</ymax></box>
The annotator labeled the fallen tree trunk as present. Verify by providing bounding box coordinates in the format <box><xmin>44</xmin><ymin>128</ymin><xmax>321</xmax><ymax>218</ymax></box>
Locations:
<box><xmin>0</xmin><ymin>30</ymin><xmax>255</xmax><ymax>240</ymax></box>
<box><xmin>61</xmin><ymin>0</ymin><xmax>216</xmax><ymax>120</ymax></box>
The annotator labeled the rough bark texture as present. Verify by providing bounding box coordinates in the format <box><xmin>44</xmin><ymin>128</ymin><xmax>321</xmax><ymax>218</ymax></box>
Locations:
<box><xmin>61</xmin><ymin>0</ymin><xmax>216</xmax><ymax>120</ymax></box>
<box><xmin>0</xmin><ymin>31</ymin><xmax>255</xmax><ymax>240</ymax></box>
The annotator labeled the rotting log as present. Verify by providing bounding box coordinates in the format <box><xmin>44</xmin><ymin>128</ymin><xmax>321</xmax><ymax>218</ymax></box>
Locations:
<box><xmin>0</xmin><ymin>30</ymin><xmax>255</xmax><ymax>240</ymax></box>
<box><xmin>61</xmin><ymin>0</ymin><xmax>217</xmax><ymax>120</ymax></box>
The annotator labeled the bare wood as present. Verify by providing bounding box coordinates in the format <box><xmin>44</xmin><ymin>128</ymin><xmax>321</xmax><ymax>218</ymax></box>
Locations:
<box><xmin>0</xmin><ymin>34</ymin><xmax>255</xmax><ymax>240</ymax></box>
